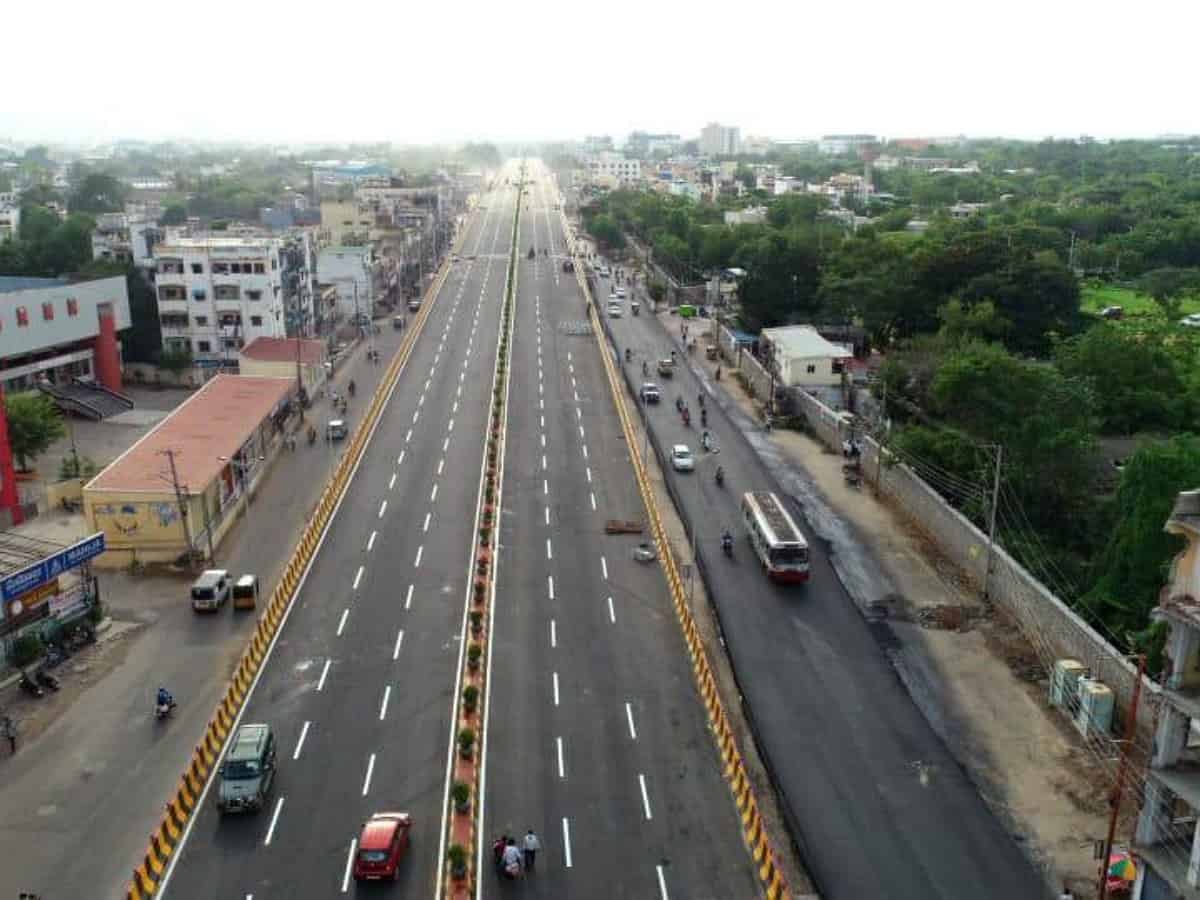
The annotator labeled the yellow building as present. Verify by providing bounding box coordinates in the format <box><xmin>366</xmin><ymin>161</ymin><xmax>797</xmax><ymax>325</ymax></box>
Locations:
<box><xmin>239</xmin><ymin>336</ymin><xmax>327</xmax><ymax>398</ymax></box>
<box><xmin>83</xmin><ymin>375</ymin><xmax>295</xmax><ymax>567</ymax></box>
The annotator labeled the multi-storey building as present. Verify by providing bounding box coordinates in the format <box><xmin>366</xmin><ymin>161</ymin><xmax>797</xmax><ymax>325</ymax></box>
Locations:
<box><xmin>0</xmin><ymin>195</ymin><xmax>19</xmax><ymax>243</ymax></box>
<box><xmin>585</xmin><ymin>153</ymin><xmax>642</xmax><ymax>187</ymax></box>
<box><xmin>91</xmin><ymin>213</ymin><xmax>159</xmax><ymax>268</ymax></box>
<box><xmin>699</xmin><ymin>122</ymin><xmax>741</xmax><ymax>157</ymax></box>
<box><xmin>818</xmin><ymin>134</ymin><xmax>878</xmax><ymax>155</ymax></box>
<box><xmin>317</xmin><ymin>245</ymin><xmax>373</xmax><ymax>324</ymax></box>
<box><xmin>153</xmin><ymin>234</ymin><xmax>287</xmax><ymax>367</ymax></box>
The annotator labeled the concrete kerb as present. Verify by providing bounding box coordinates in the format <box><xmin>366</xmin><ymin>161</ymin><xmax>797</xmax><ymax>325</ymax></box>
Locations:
<box><xmin>126</xmin><ymin>232</ymin><xmax>458</xmax><ymax>900</ymax></box>
<box><xmin>574</xmin><ymin>245</ymin><xmax>792</xmax><ymax>899</ymax></box>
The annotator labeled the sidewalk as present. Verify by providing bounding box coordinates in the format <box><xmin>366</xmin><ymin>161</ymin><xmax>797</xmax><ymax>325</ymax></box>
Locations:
<box><xmin>0</xmin><ymin>322</ymin><xmax>410</xmax><ymax>898</ymax></box>
<box><xmin>662</xmin><ymin>310</ymin><xmax>1111</xmax><ymax>898</ymax></box>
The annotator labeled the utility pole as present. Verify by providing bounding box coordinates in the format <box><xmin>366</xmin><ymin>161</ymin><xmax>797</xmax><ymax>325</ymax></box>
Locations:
<box><xmin>983</xmin><ymin>444</ymin><xmax>1003</xmax><ymax>604</ymax></box>
<box><xmin>873</xmin><ymin>378</ymin><xmax>888</xmax><ymax>497</ymax></box>
<box><xmin>159</xmin><ymin>448</ymin><xmax>194</xmax><ymax>566</ymax></box>
<box><xmin>1097</xmin><ymin>653</ymin><xmax>1146</xmax><ymax>900</ymax></box>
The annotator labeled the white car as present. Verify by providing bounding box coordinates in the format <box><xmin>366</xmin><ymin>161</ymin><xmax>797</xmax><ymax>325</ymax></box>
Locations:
<box><xmin>1180</xmin><ymin>313</ymin><xmax>1200</xmax><ymax>328</ymax></box>
<box><xmin>670</xmin><ymin>444</ymin><xmax>695</xmax><ymax>472</ymax></box>
<box><xmin>615</xmin><ymin>287</ymin><xmax>626</xmax><ymax>299</ymax></box>
<box><xmin>607</xmin><ymin>304</ymin><xmax>623</xmax><ymax>318</ymax></box>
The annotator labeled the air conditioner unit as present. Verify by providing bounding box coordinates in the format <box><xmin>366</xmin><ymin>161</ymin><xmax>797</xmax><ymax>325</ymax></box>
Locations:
<box><xmin>1076</xmin><ymin>677</ymin><xmax>1115</xmax><ymax>739</ymax></box>
<box><xmin>1050</xmin><ymin>658</ymin><xmax>1087</xmax><ymax>709</ymax></box>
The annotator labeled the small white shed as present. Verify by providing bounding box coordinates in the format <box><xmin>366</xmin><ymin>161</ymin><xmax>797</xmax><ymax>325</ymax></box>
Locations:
<box><xmin>760</xmin><ymin>325</ymin><xmax>853</xmax><ymax>387</ymax></box>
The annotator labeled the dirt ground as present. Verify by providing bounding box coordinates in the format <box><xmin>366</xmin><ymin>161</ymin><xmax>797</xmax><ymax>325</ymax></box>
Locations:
<box><xmin>692</xmin><ymin>321</ymin><xmax>1112</xmax><ymax>898</ymax></box>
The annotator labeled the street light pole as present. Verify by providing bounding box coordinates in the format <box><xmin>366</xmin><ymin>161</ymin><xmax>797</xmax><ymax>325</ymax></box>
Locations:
<box><xmin>159</xmin><ymin>447</ymin><xmax>194</xmax><ymax>565</ymax></box>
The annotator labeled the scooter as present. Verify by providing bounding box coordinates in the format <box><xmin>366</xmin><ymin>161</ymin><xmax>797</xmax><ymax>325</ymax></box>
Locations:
<box><xmin>155</xmin><ymin>697</ymin><xmax>177</xmax><ymax>720</ymax></box>
<box><xmin>18</xmin><ymin>671</ymin><xmax>44</xmax><ymax>698</ymax></box>
<box><xmin>715</xmin><ymin>466</ymin><xmax>725</xmax><ymax>487</ymax></box>
<box><xmin>721</xmin><ymin>533</ymin><xmax>734</xmax><ymax>558</ymax></box>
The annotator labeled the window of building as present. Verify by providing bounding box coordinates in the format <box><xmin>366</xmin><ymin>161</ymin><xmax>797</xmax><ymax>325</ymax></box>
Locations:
<box><xmin>16</xmin><ymin>306</ymin><xmax>28</xmax><ymax>327</ymax></box>
<box><xmin>192</xmin><ymin>288</ymin><xmax>207</xmax><ymax>301</ymax></box>
<box><xmin>271</xmin><ymin>258</ymin><xmax>277</xmax><ymax>270</ymax></box>
<box><xmin>212</xmin><ymin>262</ymin><xmax>230</xmax><ymax>275</ymax></box>
<box><xmin>158</xmin><ymin>285</ymin><xmax>186</xmax><ymax>301</ymax></box>
<box><xmin>222</xmin><ymin>337</ymin><xmax>239</xmax><ymax>349</ymax></box>
<box><xmin>250</xmin><ymin>315</ymin><xmax>263</xmax><ymax>327</ymax></box>
<box><xmin>230</xmin><ymin>263</ymin><xmax>242</xmax><ymax>274</ymax></box>
<box><xmin>246</xmin><ymin>289</ymin><xmax>263</xmax><ymax>301</ymax></box>
<box><xmin>214</xmin><ymin>285</ymin><xmax>240</xmax><ymax>300</ymax></box>
<box><xmin>197</xmin><ymin>340</ymin><xmax>212</xmax><ymax>353</ymax></box>
<box><xmin>42</xmin><ymin>302</ymin><xmax>54</xmax><ymax>321</ymax></box>
<box><xmin>194</xmin><ymin>315</ymin><xmax>208</xmax><ymax>326</ymax></box>
<box><xmin>66</xmin><ymin>298</ymin><xmax>78</xmax><ymax>317</ymax></box>
<box><xmin>805</xmin><ymin>364</ymin><xmax>816</xmax><ymax>374</ymax></box>
<box><xmin>191</xmin><ymin>262</ymin><xmax>203</xmax><ymax>274</ymax></box>
<box><xmin>254</xmin><ymin>262</ymin><xmax>265</xmax><ymax>274</ymax></box>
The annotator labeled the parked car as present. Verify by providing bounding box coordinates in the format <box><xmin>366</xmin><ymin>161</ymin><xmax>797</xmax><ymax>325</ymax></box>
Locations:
<box><xmin>191</xmin><ymin>569</ymin><xmax>231</xmax><ymax>612</ymax></box>
<box><xmin>670</xmin><ymin>444</ymin><xmax>695</xmax><ymax>472</ymax></box>
<box><xmin>217</xmin><ymin>723</ymin><xmax>276</xmax><ymax>813</ymax></box>
<box><xmin>1100</xmin><ymin>305</ymin><xmax>1124</xmax><ymax>320</ymax></box>
<box><xmin>657</xmin><ymin>359</ymin><xmax>675</xmax><ymax>378</ymax></box>
<box><xmin>640</xmin><ymin>382</ymin><xmax>661</xmax><ymax>404</ymax></box>
<box><xmin>354</xmin><ymin>812</ymin><xmax>413</xmax><ymax>880</ymax></box>
<box><xmin>1180</xmin><ymin>313</ymin><xmax>1200</xmax><ymax>328</ymax></box>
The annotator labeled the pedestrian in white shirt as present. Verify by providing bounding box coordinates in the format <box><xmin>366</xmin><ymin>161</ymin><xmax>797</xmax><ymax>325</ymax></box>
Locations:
<box><xmin>523</xmin><ymin>829</ymin><xmax>541</xmax><ymax>871</ymax></box>
<box><xmin>502</xmin><ymin>840</ymin><xmax>522</xmax><ymax>879</ymax></box>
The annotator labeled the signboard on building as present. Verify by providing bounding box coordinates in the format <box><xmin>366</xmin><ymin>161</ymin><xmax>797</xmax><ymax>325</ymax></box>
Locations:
<box><xmin>0</xmin><ymin>578</ymin><xmax>58</xmax><ymax>635</ymax></box>
<box><xmin>0</xmin><ymin>532</ymin><xmax>105</xmax><ymax>602</ymax></box>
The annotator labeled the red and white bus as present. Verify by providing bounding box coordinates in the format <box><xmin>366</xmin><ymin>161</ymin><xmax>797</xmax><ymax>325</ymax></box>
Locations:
<box><xmin>740</xmin><ymin>491</ymin><xmax>810</xmax><ymax>583</ymax></box>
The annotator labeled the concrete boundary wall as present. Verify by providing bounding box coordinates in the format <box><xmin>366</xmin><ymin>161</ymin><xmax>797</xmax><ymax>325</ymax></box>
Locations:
<box><xmin>791</xmin><ymin>388</ymin><xmax>1159</xmax><ymax>734</ymax></box>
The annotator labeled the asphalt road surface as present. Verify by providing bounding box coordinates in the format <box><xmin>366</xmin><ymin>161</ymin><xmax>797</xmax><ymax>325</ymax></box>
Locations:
<box><xmin>160</xmin><ymin>172</ymin><xmax>518</xmax><ymax>898</ymax></box>
<box><xmin>478</xmin><ymin>165</ymin><xmax>758</xmax><ymax>898</ymax></box>
<box><xmin>601</xmin><ymin>271</ymin><xmax>1046</xmax><ymax>898</ymax></box>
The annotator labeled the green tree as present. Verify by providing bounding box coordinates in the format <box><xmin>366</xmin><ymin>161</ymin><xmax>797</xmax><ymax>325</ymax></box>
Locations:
<box><xmin>5</xmin><ymin>392</ymin><xmax>66</xmax><ymax>472</ymax></box>
<box><xmin>589</xmin><ymin>214</ymin><xmax>624</xmax><ymax>250</ymax></box>
<box><xmin>738</xmin><ymin>231</ymin><xmax>822</xmax><ymax>329</ymax></box>
<box><xmin>1136</xmin><ymin>267</ymin><xmax>1200</xmax><ymax>320</ymax></box>
<box><xmin>157</xmin><ymin>346</ymin><xmax>193</xmax><ymax>384</ymax></box>
<box><xmin>936</xmin><ymin>298</ymin><xmax>1011</xmax><ymax>345</ymax></box>
<box><xmin>1085</xmin><ymin>436</ymin><xmax>1200</xmax><ymax>649</ymax></box>
<box><xmin>68</xmin><ymin>172</ymin><xmax>129</xmax><ymax>214</ymax></box>
<box><xmin>160</xmin><ymin>203</ymin><xmax>188</xmax><ymax>226</ymax></box>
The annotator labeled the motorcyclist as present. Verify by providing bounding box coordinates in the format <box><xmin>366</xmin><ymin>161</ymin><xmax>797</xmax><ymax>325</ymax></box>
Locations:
<box><xmin>624</xmin><ymin>348</ymin><xmax>632</xmax><ymax>363</ymax></box>
<box><xmin>721</xmin><ymin>530</ymin><xmax>733</xmax><ymax>554</ymax></box>
<box><xmin>642</xmin><ymin>361</ymin><xmax>648</xmax><ymax>376</ymax></box>
<box><xmin>701</xmin><ymin>408</ymin><xmax>708</xmax><ymax>427</ymax></box>
<box><xmin>348</xmin><ymin>380</ymin><xmax>356</xmax><ymax>397</ymax></box>
<box><xmin>702</xmin><ymin>430</ymin><xmax>712</xmax><ymax>451</ymax></box>
<box><xmin>715</xmin><ymin>465</ymin><xmax>725</xmax><ymax>486</ymax></box>
<box><xmin>156</xmin><ymin>686</ymin><xmax>174</xmax><ymax>708</ymax></box>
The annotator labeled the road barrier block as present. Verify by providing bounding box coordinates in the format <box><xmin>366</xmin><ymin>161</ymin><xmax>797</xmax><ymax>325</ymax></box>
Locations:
<box><xmin>132</xmin><ymin>863</ymin><xmax>156</xmax><ymax>896</ymax></box>
<box><xmin>144</xmin><ymin>839</ymin><xmax>166</xmax><ymax>877</ymax></box>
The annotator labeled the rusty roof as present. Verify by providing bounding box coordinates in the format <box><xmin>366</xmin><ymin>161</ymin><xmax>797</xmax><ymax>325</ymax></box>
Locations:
<box><xmin>241</xmin><ymin>336</ymin><xmax>326</xmax><ymax>366</ymax></box>
<box><xmin>84</xmin><ymin>375</ymin><xmax>293</xmax><ymax>495</ymax></box>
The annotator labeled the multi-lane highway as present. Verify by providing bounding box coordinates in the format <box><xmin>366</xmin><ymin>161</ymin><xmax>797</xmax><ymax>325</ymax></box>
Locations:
<box><xmin>160</xmin><ymin>172</ymin><xmax>518</xmax><ymax>897</ymax></box>
<box><xmin>479</xmin><ymin>165</ymin><xmax>757</xmax><ymax>897</ymax></box>
<box><xmin>158</xmin><ymin>162</ymin><xmax>760</xmax><ymax>900</ymax></box>
<box><xmin>600</xmin><ymin>252</ymin><xmax>1047</xmax><ymax>898</ymax></box>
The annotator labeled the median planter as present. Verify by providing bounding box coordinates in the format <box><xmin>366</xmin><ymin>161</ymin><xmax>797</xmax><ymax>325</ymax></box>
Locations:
<box><xmin>452</xmin><ymin>780</ymin><xmax>472</xmax><ymax>814</ymax></box>
<box><xmin>467</xmin><ymin>642</ymin><xmax>482</xmax><ymax>672</ymax></box>
<box><xmin>469</xmin><ymin>610</ymin><xmax>483</xmax><ymax>636</ymax></box>
<box><xmin>474</xmin><ymin>578</ymin><xmax>487</xmax><ymax>602</ymax></box>
<box><xmin>448</xmin><ymin>843</ymin><xmax>468</xmax><ymax>880</ymax></box>
<box><xmin>458</xmin><ymin>727</ymin><xmax>476</xmax><ymax>759</ymax></box>
<box><xmin>463</xmin><ymin>683</ymin><xmax>479</xmax><ymax>713</ymax></box>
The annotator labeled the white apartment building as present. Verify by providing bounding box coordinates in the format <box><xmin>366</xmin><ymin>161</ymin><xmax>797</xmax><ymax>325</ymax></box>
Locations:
<box><xmin>0</xmin><ymin>202</ymin><xmax>18</xmax><ymax>243</ymax></box>
<box><xmin>91</xmin><ymin>213</ymin><xmax>158</xmax><ymax>268</ymax></box>
<box><xmin>317</xmin><ymin>245</ymin><xmax>373</xmax><ymax>323</ymax></box>
<box><xmin>699</xmin><ymin>123</ymin><xmax>741</xmax><ymax>156</ymax></box>
<box><xmin>818</xmin><ymin>134</ymin><xmax>878</xmax><ymax>155</ymax></box>
<box><xmin>585</xmin><ymin>154</ymin><xmax>642</xmax><ymax>186</ymax></box>
<box><xmin>154</xmin><ymin>235</ymin><xmax>287</xmax><ymax>366</ymax></box>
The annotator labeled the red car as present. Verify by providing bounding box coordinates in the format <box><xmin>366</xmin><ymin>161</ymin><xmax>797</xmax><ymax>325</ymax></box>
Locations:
<box><xmin>354</xmin><ymin>812</ymin><xmax>413</xmax><ymax>881</ymax></box>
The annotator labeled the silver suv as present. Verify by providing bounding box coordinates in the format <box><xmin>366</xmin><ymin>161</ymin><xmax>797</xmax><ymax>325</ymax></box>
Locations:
<box><xmin>190</xmin><ymin>569</ymin><xmax>230</xmax><ymax>612</ymax></box>
<box><xmin>218</xmin><ymin>723</ymin><xmax>277</xmax><ymax>814</ymax></box>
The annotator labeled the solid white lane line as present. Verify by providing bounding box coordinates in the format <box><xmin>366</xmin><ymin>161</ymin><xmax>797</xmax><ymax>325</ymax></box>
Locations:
<box><xmin>608</xmin><ymin>596</ymin><xmax>616</xmax><ymax>623</ymax></box>
<box><xmin>586</xmin><ymin>467</ymin><xmax>592</xmax><ymax>483</ymax></box>
<box><xmin>548</xmin><ymin>575</ymin><xmax>555</xmax><ymax>600</ymax></box>
<box><xmin>552</xmin><ymin>671</ymin><xmax>560</xmax><ymax>706</ymax></box>
<box><xmin>562</xmin><ymin>818</ymin><xmax>573</xmax><ymax>868</ymax></box>
<box><xmin>550</xmin><ymin>619</ymin><xmax>557</xmax><ymax>648</ymax></box>
<box><xmin>264</xmin><ymin>796</ymin><xmax>285</xmax><ymax>846</ymax></box>
<box><xmin>656</xmin><ymin>864</ymin><xmax>670</xmax><ymax>900</ymax></box>
<box><xmin>293</xmin><ymin>721</ymin><xmax>311</xmax><ymax>759</ymax></box>
<box><xmin>405</xmin><ymin>584</ymin><xmax>413</xmax><ymax>610</ymax></box>
<box><xmin>367</xmin><ymin>530</ymin><xmax>377</xmax><ymax>552</ymax></box>
<box><xmin>639</xmin><ymin>774</ymin><xmax>653</xmax><ymax>820</ymax></box>
<box><xmin>626</xmin><ymin>703</ymin><xmax>637</xmax><ymax>740</ymax></box>
<box><xmin>317</xmin><ymin>659</ymin><xmax>331</xmax><ymax>691</ymax></box>
<box><xmin>353</xmin><ymin>566</ymin><xmax>364</xmax><ymax>591</ymax></box>
<box><xmin>438</xmin><ymin>458</ymin><xmax>445</xmax><ymax>475</ymax></box>
<box><xmin>414</xmin><ymin>545</ymin><xmax>424</xmax><ymax>567</ymax></box>
<box><xmin>379</xmin><ymin>685</ymin><xmax>391</xmax><ymax>721</ymax></box>
<box><xmin>362</xmin><ymin>753</ymin><xmax>376</xmax><ymax>796</ymax></box>
<box><xmin>557</xmin><ymin>737</ymin><xmax>565</xmax><ymax>778</ymax></box>
<box><xmin>341</xmin><ymin>839</ymin><xmax>357</xmax><ymax>893</ymax></box>
<box><xmin>601</xmin><ymin>556</ymin><xmax>609</xmax><ymax>580</ymax></box>
<box><xmin>590</xmin><ymin>492</ymin><xmax>597</xmax><ymax>511</ymax></box>
<box><xmin>546</xmin><ymin>538</ymin><xmax>553</xmax><ymax>560</ymax></box>
<box><xmin>337</xmin><ymin>608</ymin><xmax>349</xmax><ymax>636</ymax></box>
<box><xmin>430</xmin><ymin>484</ymin><xmax>438</xmax><ymax>503</ymax></box>
<box><xmin>423</xmin><ymin>512</ymin><xmax>432</xmax><ymax>532</ymax></box>
<box><xmin>378</xmin><ymin>500</ymin><xmax>387</xmax><ymax>518</ymax></box>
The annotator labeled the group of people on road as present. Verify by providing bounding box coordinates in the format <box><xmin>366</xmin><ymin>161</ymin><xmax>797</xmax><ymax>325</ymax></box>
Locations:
<box><xmin>492</xmin><ymin>830</ymin><xmax>541</xmax><ymax>879</ymax></box>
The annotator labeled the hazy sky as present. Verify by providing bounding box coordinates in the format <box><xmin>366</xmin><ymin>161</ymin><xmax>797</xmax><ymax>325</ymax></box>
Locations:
<box><xmin>4</xmin><ymin>0</ymin><xmax>1196</xmax><ymax>146</ymax></box>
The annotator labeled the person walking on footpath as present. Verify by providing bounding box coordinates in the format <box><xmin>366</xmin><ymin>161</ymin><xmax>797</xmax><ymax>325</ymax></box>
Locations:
<box><xmin>523</xmin><ymin>829</ymin><xmax>541</xmax><ymax>872</ymax></box>
<box><xmin>502</xmin><ymin>838</ymin><xmax>522</xmax><ymax>879</ymax></box>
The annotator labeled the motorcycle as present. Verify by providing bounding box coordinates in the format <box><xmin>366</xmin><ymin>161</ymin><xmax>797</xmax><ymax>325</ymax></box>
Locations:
<box><xmin>155</xmin><ymin>696</ymin><xmax>177</xmax><ymax>720</ymax></box>
<box><xmin>715</xmin><ymin>466</ymin><xmax>725</xmax><ymax>487</ymax></box>
<box><xmin>624</xmin><ymin>348</ymin><xmax>632</xmax><ymax>363</ymax></box>
<box><xmin>18</xmin><ymin>671</ymin><xmax>44</xmax><ymax>698</ymax></box>
<box><xmin>701</xmin><ymin>409</ymin><xmax>708</xmax><ymax>428</ymax></box>
<box><xmin>682</xmin><ymin>408</ymin><xmax>691</xmax><ymax>427</ymax></box>
<box><xmin>35</xmin><ymin>668</ymin><xmax>60</xmax><ymax>692</ymax></box>
<box><xmin>721</xmin><ymin>532</ymin><xmax>734</xmax><ymax>558</ymax></box>
<box><xmin>348</xmin><ymin>380</ymin><xmax>357</xmax><ymax>398</ymax></box>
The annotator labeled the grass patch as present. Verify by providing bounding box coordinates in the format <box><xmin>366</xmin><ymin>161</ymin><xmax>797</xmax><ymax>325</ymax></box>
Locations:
<box><xmin>1080</xmin><ymin>282</ymin><xmax>1200</xmax><ymax>320</ymax></box>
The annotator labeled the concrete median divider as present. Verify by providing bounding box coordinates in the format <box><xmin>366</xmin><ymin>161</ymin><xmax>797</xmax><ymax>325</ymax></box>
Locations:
<box><xmin>124</xmin><ymin>222</ymin><xmax>470</xmax><ymax>898</ymax></box>
<box><xmin>568</xmin><ymin>225</ymin><xmax>792</xmax><ymax>900</ymax></box>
